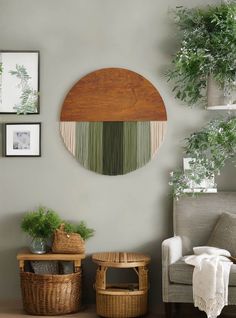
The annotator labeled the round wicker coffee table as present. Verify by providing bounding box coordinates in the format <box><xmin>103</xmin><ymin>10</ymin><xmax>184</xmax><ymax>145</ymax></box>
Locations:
<box><xmin>92</xmin><ymin>252</ymin><xmax>150</xmax><ymax>318</ymax></box>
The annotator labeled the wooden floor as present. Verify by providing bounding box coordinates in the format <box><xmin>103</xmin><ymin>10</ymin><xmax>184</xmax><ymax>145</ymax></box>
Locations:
<box><xmin>0</xmin><ymin>301</ymin><xmax>158</xmax><ymax>318</ymax></box>
<box><xmin>1</xmin><ymin>301</ymin><xmax>236</xmax><ymax>318</ymax></box>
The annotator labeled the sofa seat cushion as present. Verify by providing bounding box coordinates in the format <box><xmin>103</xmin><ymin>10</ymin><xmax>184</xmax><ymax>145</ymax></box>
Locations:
<box><xmin>169</xmin><ymin>257</ymin><xmax>236</xmax><ymax>286</ymax></box>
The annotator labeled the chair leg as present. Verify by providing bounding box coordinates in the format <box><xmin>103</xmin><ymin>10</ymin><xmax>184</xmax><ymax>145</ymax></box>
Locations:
<box><xmin>175</xmin><ymin>303</ymin><xmax>181</xmax><ymax>316</ymax></box>
<box><xmin>165</xmin><ymin>303</ymin><xmax>173</xmax><ymax>318</ymax></box>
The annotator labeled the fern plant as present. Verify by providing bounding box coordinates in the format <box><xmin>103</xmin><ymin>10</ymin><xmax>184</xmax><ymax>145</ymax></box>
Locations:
<box><xmin>168</xmin><ymin>2</ymin><xmax>236</xmax><ymax>106</ymax></box>
<box><xmin>21</xmin><ymin>207</ymin><xmax>61</xmax><ymax>240</ymax></box>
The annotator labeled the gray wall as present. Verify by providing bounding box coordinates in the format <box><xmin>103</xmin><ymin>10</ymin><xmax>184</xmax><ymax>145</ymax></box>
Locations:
<box><xmin>0</xmin><ymin>0</ymin><xmax>224</xmax><ymax>311</ymax></box>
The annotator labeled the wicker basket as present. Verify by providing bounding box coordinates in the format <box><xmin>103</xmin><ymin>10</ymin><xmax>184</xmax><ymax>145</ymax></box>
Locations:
<box><xmin>52</xmin><ymin>224</ymin><xmax>85</xmax><ymax>254</ymax></box>
<box><xmin>20</xmin><ymin>270</ymin><xmax>82</xmax><ymax>315</ymax></box>
<box><xmin>96</xmin><ymin>284</ymin><xmax>148</xmax><ymax>318</ymax></box>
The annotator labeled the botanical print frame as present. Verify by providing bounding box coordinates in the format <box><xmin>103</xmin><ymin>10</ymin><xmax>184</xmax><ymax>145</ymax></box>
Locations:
<box><xmin>5</xmin><ymin>123</ymin><xmax>41</xmax><ymax>157</ymax></box>
<box><xmin>0</xmin><ymin>50</ymin><xmax>40</xmax><ymax>114</ymax></box>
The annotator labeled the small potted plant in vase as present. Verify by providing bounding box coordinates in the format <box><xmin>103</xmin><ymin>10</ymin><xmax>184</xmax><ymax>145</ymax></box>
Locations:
<box><xmin>21</xmin><ymin>206</ymin><xmax>61</xmax><ymax>254</ymax></box>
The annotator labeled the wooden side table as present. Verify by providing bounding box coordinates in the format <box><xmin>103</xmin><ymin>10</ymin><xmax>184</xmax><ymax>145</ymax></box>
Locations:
<box><xmin>92</xmin><ymin>252</ymin><xmax>150</xmax><ymax>318</ymax></box>
<box><xmin>17</xmin><ymin>248</ymin><xmax>85</xmax><ymax>272</ymax></box>
<box><xmin>17</xmin><ymin>249</ymin><xmax>85</xmax><ymax>315</ymax></box>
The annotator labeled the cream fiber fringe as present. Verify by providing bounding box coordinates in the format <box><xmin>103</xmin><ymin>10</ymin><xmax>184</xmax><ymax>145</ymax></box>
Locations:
<box><xmin>60</xmin><ymin>122</ymin><xmax>76</xmax><ymax>156</ymax></box>
<box><xmin>150</xmin><ymin>121</ymin><xmax>167</xmax><ymax>157</ymax></box>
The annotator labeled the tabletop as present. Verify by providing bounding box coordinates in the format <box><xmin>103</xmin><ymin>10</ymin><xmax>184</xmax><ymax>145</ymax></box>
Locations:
<box><xmin>92</xmin><ymin>252</ymin><xmax>150</xmax><ymax>268</ymax></box>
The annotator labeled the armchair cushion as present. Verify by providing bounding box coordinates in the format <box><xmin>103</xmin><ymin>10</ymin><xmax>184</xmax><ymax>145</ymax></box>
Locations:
<box><xmin>169</xmin><ymin>257</ymin><xmax>236</xmax><ymax>286</ymax></box>
<box><xmin>207</xmin><ymin>212</ymin><xmax>236</xmax><ymax>256</ymax></box>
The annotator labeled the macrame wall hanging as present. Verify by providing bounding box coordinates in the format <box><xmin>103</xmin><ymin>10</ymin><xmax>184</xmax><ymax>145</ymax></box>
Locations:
<box><xmin>60</xmin><ymin>68</ymin><xmax>167</xmax><ymax>175</ymax></box>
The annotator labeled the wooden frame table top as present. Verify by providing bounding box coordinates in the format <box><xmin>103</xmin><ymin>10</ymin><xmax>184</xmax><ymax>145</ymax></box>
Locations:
<box><xmin>17</xmin><ymin>248</ymin><xmax>85</xmax><ymax>272</ymax></box>
<box><xmin>92</xmin><ymin>252</ymin><xmax>150</xmax><ymax>268</ymax></box>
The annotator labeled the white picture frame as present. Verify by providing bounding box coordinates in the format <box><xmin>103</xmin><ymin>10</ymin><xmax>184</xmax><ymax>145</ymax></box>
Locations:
<box><xmin>5</xmin><ymin>123</ymin><xmax>41</xmax><ymax>157</ymax></box>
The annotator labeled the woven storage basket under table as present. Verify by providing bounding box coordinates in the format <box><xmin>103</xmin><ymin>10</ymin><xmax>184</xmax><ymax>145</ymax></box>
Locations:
<box><xmin>20</xmin><ymin>270</ymin><xmax>82</xmax><ymax>315</ymax></box>
<box><xmin>92</xmin><ymin>252</ymin><xmax>150</xmax><ymax>318</ymax></box>
<box><xmin>96</xmin><ymin>285</ymin><xmax>148</xmax><ymax>318</ymax></box>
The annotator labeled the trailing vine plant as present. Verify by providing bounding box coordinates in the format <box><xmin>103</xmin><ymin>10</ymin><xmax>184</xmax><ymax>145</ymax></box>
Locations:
<box><xmin>168</xmin><ymin>1</ymin><xmax>236</xmax><ymax>106</ymax></box>
<box><xmin>169</xmin><ymin>117</ymin><xmax>236</xmax><ymax>198</ymax></box>
<box><xmin>9</xmin><ymin>64</ymin><xmax>38</xmax><ymax>114</ymax></box>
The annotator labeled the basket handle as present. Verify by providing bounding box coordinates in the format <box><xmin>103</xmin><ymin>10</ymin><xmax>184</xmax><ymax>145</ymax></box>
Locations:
<box><xmin>59</xmin><ymin>223</ymin><xmax>65</xmax><ymax>231</ymax></box>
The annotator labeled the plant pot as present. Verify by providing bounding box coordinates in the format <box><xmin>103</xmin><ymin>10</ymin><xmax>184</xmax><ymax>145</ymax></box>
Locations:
<box><xmin>30</xmin><ymin>238</ymin><xmax>47</xmax><ymax>254</ymax></box>
<box><xmin>207</xmin><ymin>76</ymin><xmax>236</xmax><ymax>110</ymax></box>
<box><xmin>183</xmin><ymin>158</ymin><xmax>217</xmax><ymax>193</ymax></box>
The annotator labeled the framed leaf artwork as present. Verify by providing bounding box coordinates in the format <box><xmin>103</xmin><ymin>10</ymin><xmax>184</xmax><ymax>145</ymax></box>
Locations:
<box><xmin>0</xmin><ymin>51</ymin><xmax>39</xmax><ymax>114</ymax></box>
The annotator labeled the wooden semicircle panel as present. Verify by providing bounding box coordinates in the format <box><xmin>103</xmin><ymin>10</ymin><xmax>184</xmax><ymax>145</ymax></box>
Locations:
<box><xmin>60</xmin><ymin>68</ymin><xmax>167</xmax><ymax>122</ymax></box>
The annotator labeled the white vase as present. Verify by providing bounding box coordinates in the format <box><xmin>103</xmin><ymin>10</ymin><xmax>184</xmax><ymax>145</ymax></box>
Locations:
<box><xmin>207</xmin><ymin>76</ymin><xmax>236</xmax><ymax>109</ymax></box>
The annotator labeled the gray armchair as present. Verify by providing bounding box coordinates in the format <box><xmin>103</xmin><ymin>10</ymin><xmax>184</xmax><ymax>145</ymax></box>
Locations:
<box><xmin>162</xmin><ymin>192</ymin><xmax>236</xmax><ymax>318</ymax></box>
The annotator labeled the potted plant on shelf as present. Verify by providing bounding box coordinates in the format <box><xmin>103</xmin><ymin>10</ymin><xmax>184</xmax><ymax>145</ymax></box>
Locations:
<box><xmin>168</xmin><ymin>2</ymin><xmax>236</xmax><ymax>109</ymax></box>
<box><xmin>21</xmin><ymin>206</ymin><xmax>61</xmax><ymax>254</ymax></box>
<box><xmin>169</xmin><ymin>117</ymin><xmax>236</xmax><ymax>198</ymax></box>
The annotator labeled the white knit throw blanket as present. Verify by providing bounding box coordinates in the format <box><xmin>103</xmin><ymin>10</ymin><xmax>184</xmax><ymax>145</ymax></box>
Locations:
<box><xmin>185</xmin><ymin>247</ymin><xmax>233</xmax><ymax>318</ymax></box>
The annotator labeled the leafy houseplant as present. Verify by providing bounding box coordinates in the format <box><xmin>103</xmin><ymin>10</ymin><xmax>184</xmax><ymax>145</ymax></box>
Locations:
<box><xmin>21</xmin><ymin>207</ymin><xmax>61</xmax><ymax>254</ymax></box>
<box><xmin>168</xmin><ymin>2</ymin><xmax>236</xmax><ymax>106</ymax></box>
<box><xmin>170</xmin><ymin>117</ymin><xmax>236</xmax><ymax>198</ymax></box>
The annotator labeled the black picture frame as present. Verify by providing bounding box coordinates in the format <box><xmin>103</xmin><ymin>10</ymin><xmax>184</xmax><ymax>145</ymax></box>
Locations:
<box><xmin>0</xmin><ymin>50</ymin><xmax>40</xmax><ymax>114</ymax></box>
<box><xmin>4</xmin><ymin>122</ymin><xmax>41</xmax><ymax>157</ymax></box>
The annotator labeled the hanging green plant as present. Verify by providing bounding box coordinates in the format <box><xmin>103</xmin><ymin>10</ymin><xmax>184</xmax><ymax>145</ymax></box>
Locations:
<box><xmin>167</xmin><ymin>2</ymin><xmax>236</xmax><ymax>106</ymax></box>
<box><xmin>170</xmin><ymin>117</ymin><xmax>236</xmax><ymax>197</ymax></box>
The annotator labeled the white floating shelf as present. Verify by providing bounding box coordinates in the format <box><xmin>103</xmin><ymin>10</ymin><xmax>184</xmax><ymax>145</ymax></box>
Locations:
<box><xmin>183</xmin><ymin>188</ymin><xmax>217</xmax><ymax>193</ymax></box>
<box><xmin>206</xmin><ymin>104</ymin><xmax>236</xmax><ymax>110</ymax></box>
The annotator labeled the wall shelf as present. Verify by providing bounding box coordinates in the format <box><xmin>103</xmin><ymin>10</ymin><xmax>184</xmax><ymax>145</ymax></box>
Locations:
<box><xmin>183</xmin><ymin>188</ymin><xmax>217</xmax><ymax>193</ymax></box>
<box><xmin>206</xmin><ymin>104</ymin><xmax>236</xmax><ymax>110</ymax></box>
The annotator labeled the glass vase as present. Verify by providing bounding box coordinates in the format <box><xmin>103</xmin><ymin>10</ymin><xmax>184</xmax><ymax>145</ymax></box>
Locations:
<box><xmin>30</xmin><ymin>237</ymin><xmax>47</xmax><ymax>254</ymax></box>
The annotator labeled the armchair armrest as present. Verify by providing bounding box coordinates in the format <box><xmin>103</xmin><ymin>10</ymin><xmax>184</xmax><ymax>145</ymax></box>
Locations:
<box><xmin>162</xmin><ymin>236</ymin><xmax>183</xmax><ymax>265</ymax></box>
<box><xmin>162</xmin><ymin>236</ymin><xmax>183</xmax><ymax>302</ymax></box>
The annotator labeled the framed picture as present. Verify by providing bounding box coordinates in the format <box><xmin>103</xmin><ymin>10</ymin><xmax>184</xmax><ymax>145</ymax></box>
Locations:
<box><xmin>183</xmin><ymin>158</ymin><xmax>216</xmax><ymax>193</ymax></box>
<box><xmin>5</xmin><ymin>123</ymin><xmax>41</xmax><ymax>157</ymax></box>
<box><xmin>0</xmin><ymin>50</ymin><xmax>39</xmax><ymax>114</ymax></box>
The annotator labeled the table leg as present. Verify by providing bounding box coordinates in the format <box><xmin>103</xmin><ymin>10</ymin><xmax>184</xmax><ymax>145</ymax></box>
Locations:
<box><xmin>96</xmin><ymin>266</ymin><xmax>107</xmax><ymax>290</ymax></box>
<box><xmin>19</xmin><ymin>260</ymin><xmax>24</xmax><ymax>272</ymax></box>
<box><xmin>138</xmin><ymin>266</ymin><xmax>148</xmax><ymax>290</ymax></box>
<box><xmin>74</xmin><ymin>260</ymin><xmax>81</xmax><ymax>272</ymax></box>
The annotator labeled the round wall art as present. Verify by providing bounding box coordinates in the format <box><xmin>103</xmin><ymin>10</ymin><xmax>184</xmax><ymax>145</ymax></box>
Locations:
<box><xmin>60</xmin><ymin>68</ymin><xmax>167</xmax><ymax>175</ymax></box>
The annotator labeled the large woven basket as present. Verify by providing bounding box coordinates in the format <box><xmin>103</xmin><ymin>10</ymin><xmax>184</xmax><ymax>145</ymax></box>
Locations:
<box><xmin>20</xmin><ymin>270</ymin><xmax>82</xmax><ymax>315</ymax></box>
<box><xmin>96</xmin><ymin>284</ymin><xmax>148</xmax><ymax>318</ymax></box>
<box><xmin>52</xmin><ymin>224</ymin><xmax>85</xmax><ymax>254</ymax></box>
